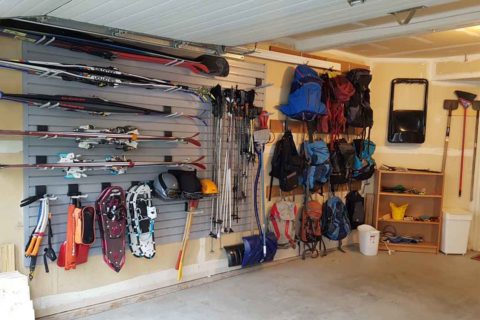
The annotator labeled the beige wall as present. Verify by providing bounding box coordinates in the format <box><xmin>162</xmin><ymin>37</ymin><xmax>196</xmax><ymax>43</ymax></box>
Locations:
<box><xmin>369</xmin><ymin>61</ymin><xmax>480</xmax><ymax>209</ymax></box>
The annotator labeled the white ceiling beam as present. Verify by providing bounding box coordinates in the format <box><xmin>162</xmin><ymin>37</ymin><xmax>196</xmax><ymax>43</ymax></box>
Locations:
<box><xmin>296</xmin><ymin>5</ymin><xmax>480</xmax><ymax>52</ymax></box>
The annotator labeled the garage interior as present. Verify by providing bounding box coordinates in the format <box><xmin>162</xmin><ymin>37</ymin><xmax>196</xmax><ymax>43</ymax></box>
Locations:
<box><xmin>1</xmin><ymin>1</ymin><xmax>480</xmax><ymax>319</ymax></box>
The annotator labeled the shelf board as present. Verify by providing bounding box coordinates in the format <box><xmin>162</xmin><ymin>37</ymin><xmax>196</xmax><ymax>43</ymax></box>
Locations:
<box><xmin>379</xmin><ymin>192</ymin><xmax>442</xmax><ymax>198</ymax></box>
<box><xmin>378</xmin><ymin>170</ymin><xmax>443</xmax><ymax>176</ymax></box>
<box><xmin>379</xmin><ymin>241</ymin><xmax>438</xmax><ymax>253</ymax></box>
<box><xmin>378</xmin><ymin>218</ymin><xmax>440</xmax><ymax>225</ymax></box>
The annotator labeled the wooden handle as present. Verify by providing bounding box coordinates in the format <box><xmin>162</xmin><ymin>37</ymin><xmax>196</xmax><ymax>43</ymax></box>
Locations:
<box><xmin>31</xmin><ymin>236</ymin><xmax>43</xmax><ymax>256</ymax></box>
<box><xmin>25</xmin><ymin>236</ymin><xmax>37</xmax><ymax>256</ymax></box>
<box><xmin>175</xmin><ymin>250</ymin><xmax>183</xmax><ymax>270</ymax></box>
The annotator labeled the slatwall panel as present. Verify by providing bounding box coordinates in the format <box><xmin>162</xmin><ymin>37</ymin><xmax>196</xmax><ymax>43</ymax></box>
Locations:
<box><xmin>21</xmin><ymin>42</ymin><xmax>265</xmax><ymax>266</ymax></box>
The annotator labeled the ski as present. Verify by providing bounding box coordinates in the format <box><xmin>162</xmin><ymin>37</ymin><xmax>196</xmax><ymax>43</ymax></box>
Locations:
<box><xmin>0</xmin><ymin>153</ymin><xmax>206</xmax><ymax>178</ymax></box>
<box><xmin>0</xmin><ymin>91</ymin><xmax>207</xmax><ymax>125</ymax></box>
<box><xmin>0</xmin><ymin>23</ymin><xmax>229</xmax><ymax>77</ymax></box>
<box><xmin>0</xmin><ymin>59</ymin><xmax>211</xmax><ymax>101</ymax></box>
<box><xmin>0</xmin><ymin>126</ymin><xmax>202</xmax><ymax>150</ymax></box>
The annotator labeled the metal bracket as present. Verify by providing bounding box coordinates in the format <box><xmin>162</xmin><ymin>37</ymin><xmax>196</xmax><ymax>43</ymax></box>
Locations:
<box><xmin>390</xmin><ymin>6</ymin><xmax>425</xmax><ymax>26</ymax></box>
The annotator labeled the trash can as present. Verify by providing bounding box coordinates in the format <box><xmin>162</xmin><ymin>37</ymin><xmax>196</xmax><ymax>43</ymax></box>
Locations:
<box><xmin>358</xmin><ymin>224</ymin><xmax>380</xmax><ymax>256</ymax></box>
<box><xmin>441</xmin><ymin>209</ymin><xmax>473</xmax><ymax>255</ymax></box>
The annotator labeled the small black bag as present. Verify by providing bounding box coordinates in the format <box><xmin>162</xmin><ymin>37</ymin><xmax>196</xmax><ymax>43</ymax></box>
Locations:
<box><xmin>329</xmin><ymin>139</ymin><xmax>355</xmax><ymax>185</ymax></box>
<box><xmin>345</xmin><ymin>191</ymin><xmax>365</xmax><ymax>229</ymax></box>
<box><xmin>346</xmin><ymin>69</ymin><xmax>373</xmax><ymax>129</ymax></box>
<box><xmin>269</xmin><ymin>130</ymin><xmax>304</xmax><ymax>199</ymax></box>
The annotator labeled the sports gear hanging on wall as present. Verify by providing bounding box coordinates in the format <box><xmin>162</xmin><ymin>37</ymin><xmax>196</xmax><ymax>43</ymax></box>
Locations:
<box><xmin>269</xmin><ymin>201</ymin><xmax>297</xmax><ymax>249</ymax></box>
<box><xmin>23</xmin><ymin>194</ymin><xmax>57</xmax><ymax>280</ymax></box>
<box><xmin>126</xmin><ymin>184</ymin><xmax>157</xmax><ymax>259</ymax></box>
<box><xmin>322</xmin><ymin>195</ymin><xmax>351</xmax><ymax>242</ymax></box>
<box><xmin>0</xmin><ymin>59</ymin><xmax>210</xmax><ymax>101</ymax></box>
<box><xmin>0</xmin><ymin>91</ymin><xmax>206</xmax><ymax>124</ymax></box>
<box><xmin>455</xmin><ymin>90</ymin><xmax>477</xmax><ymax>197</ymax></box>
<box><xmin>302</xmin><ymin>140</ymin><xmax>331</xmax><ymax>191</ymax></box>
<box><xmin>345</xmin><ymin>191</ymin><xmax>365</xmax><ymax>229</ymax></box>
<box><xmin>298</xmin><ymin>199</ymin><xmax>323</xmax><ymax>259</ymax></box>
<box><xmin>154</xmin><ymin>173</ymin><xmax>180</xmax><ymax>200</ymax></box>
<box><xmin>345</xmin><ymin>68</ymin><xmax>373</xmax><ymax>129</ymax></box>
<box><xmin>96</xmin><ymin>186</ymin><xmax>127</xmax><ymax>272</ymax></box>
<box><xmin>280</xmin><ymin>65</ymin><xmax>327</xmax><ymax>121</ymax></box>
<box><xmin>269</xmin><ymin>129</ymin><xmax>304</xmax><ymax>200</ymax></box>
<box><xmin>388</xmin><ymin>78</ymin><xmax>428</xmax><ymax>143</ymax></box>
<box><xmin>176</xmin><ymin>199</ymin><xmax>200</xmax><ymax>281</ymax></box>
<box><xmin>0</xmin><ymin>153</ymin><xmax>206</xmax><ymax>178</ymax></box>
<box><xmin>168</xmin><ymin>170</ymin><xmax>203</xmax><ymax>200</ymax></box>
<box><xmin>0</xmin><ymin>21</ymin><xmax>229</xmax><ymax>77</ymax></box>
<box><xmin>352</xmin><ymin>139</ymin><xmax>376</xmax><ymax>181</ymax></box>
<box><xmin>0</xmin><ymin>127</ymin><xmax>201</xmax><ymax>150</ymax></box>
<box><xmin>329</xmin><ymin>139</ymin><xmax>355</xmax><ymax>186</ymax></box>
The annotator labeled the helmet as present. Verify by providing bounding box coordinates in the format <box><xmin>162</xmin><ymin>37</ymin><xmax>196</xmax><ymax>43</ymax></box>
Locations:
<box><xmin>200</xmin><ymin>179</ymin><xmax>218</xmax><ymax>195</ymax></box>
<box><xmin>154</xmin><ymin>172</ymin><xmax>180</xmax><ymax>200</ymax></box>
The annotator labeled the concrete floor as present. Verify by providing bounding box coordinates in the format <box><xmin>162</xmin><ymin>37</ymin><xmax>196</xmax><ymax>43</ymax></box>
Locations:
<box><xmin>81</xmin><ymin>248</ymin><xmax>480</xmax><ymax>320</ymax></box>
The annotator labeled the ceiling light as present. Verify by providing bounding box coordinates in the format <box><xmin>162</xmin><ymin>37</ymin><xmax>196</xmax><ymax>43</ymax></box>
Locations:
<box><xmin>348</xmin><ymin>0</ymin><xmax>366</xmax><ymax>6</ymax></box>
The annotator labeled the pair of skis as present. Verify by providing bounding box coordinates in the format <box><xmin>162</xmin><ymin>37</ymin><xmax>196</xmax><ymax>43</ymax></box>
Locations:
<box><xmin>0</xmin><ymin>59</ymin><xmax>211</xmax><ymax>102</ymax></box>
<box><xmin>0</xmin><ymin>91</ymin><xmax>207</xmax><ymax>125</ymax></box>
<box><xmin>0</xmin><ymin>126</ymin><xmax>201</xmax><ymax>151</ymax></box>
<box><xmin>0</xmin><ymin>20</ymin><xmax>229</xmax><ymax>77</ymax></box>
<box><xmin>0</xmin><ymin>153</ymin><xmax>206</xmax><ymax>179</ymax></box>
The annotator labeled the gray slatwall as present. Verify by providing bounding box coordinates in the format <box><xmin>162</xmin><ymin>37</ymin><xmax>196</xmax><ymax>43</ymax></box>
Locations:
<box><xmin>21</xmin><ymin>42</ymin><xmax>265</xmax><ymax>265</ymax></box>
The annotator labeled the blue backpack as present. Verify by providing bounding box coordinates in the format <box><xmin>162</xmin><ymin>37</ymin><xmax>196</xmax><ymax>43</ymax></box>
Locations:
<box><xmin>352</xmin><ymin>139</ymin><xmax>376</xmax><ymax>181</ymax></box>
<box><xmin>280</xmin><ymin>65</ymin><xmax>327</xmax><ymax>121</ymax></box>
<box><xmin>322</xmin><ymin>196</ymin><xmax>351</xmax><ymax>241</ymax></box>
<box><xmin>301</xmin><ymin>140</ymin><xmax>331</xmax><ymax>191</ymax></box>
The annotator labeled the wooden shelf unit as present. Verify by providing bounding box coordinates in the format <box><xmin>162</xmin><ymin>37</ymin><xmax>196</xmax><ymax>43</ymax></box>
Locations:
<box><xmin>374</xmin><ymin>170</ymin><xmax>444</xmax><ymax>254</ymax></box>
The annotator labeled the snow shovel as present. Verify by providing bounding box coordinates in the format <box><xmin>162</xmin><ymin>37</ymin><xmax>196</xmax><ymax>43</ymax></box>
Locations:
<box><xmin>455</xmin><ymin>90</ymin><xmax>477</xmax><ymax>197</ymax></box>
<box><xmin>442</xmin><ymin>99</ymin><xmax>458</xmax><ymax>172</ymax></box>
<box><xmin>470</xmin><ymin>101</ymin><xmax>480</xmax><ymax>201</ymax></box>
<box><xmin>242</xmin><ymin>130</ymin><xmax>277</xmax><ymax>267</ymax></box>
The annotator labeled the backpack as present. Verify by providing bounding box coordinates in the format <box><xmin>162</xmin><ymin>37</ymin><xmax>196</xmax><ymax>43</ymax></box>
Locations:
<box><xmin>322</xmin><ymin>196</ymin><xmax>351</xmax><ymax>241</ymax></box>
<box><xmin>345</xmin><ymin>191</ymin><xmax>365</xmax><ymax>229</ymax></box>
<box><xmin>269</xmin><ymin>200</ymin><xmax>297</xmax><ymax>249</ymax></box>
<box><xmin>319</xmin><ymin>75</ymin><xmax>356</xmax><ymax>138</ymax></box>
<box><xmin>299</xmin><ymin>200</ymin><xmax>323</xmax><ymax>243</ymax></box>
<box><xmin>301</xmin><ymin>140</ymin><xmax>331</xmax><ymax>191</ymax></box>
<box><xmin>280</xmin><ymin>65</ymin><xmax>327</xmax><ymax>121</ymax></box>
<box><xmin>168</xmin><ymin>170</ymin><xmax>203</xmax><ymax>199</ymax></box>
<box><xmin>352</xmin><ymin>138</ymin><xmax>376</xmax><ymax>181</ymax></box>
<box><xmin>346</xmin><ymin>69</ymin><xmax>373</xmax><ymax>129</ymax></box>
<box><xmin>269</xmin><ymin>130</ymin><xmax>304</xmax><ymax>200</ymax></box>
<box><xmin>329</xmin><ymin>139</ymin><xmax>355</xmax><ymax>186</ymax></box>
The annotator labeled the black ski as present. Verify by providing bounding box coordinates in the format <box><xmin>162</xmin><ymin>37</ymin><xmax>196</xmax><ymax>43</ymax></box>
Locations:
<box><xmin>0</xmin><ymin>91</ymin><xmax>207</xmax><ymax>124</ymax></box>
<box><xmin>0</xmin><ymin>20</ymin><xmax>229</xmax><ymax>77</ymax></box>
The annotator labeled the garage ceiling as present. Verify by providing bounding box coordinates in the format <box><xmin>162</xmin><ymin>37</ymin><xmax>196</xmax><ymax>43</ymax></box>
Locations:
<box><xmin>0</xmin><ymin>0</ymin><xmax>461</xmax><ymax>46</ymax></box>
<box><xmin>1</xmin><ymin>0</ymin><xmax>479</xmax><ymax>59</ymax></box>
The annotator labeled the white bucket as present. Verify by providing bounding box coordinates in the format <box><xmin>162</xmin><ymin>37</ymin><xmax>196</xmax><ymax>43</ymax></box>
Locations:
<box><xmin>358</xmin><ymin>224</ymin><xmax>380</xmax><ymax>256</ymax></box>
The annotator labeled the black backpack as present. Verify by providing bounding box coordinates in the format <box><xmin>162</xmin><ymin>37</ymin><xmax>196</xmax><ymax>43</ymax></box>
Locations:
<box><xmin>329</xmin><ymin>139</ymin><xmax>355</xmax><ymax>186</ymax></box>
<box><xmin>346</xmin><ymin>69</ymin><xmax>373</xmax><ymax>129</ymax></box>
<box><xmin>269</xmin><ymin>130</ymin><xmax>304</xmax><ymax>200</ymax></box>
<box><xmin>168</xmin><ymin>170</ymin><xmax>202</xmax><ymax>200</ymax></box>
<box><xmin>345</xmin><ymin>191</ymin><xmax>365</xmax><ymax>229</ymax></box>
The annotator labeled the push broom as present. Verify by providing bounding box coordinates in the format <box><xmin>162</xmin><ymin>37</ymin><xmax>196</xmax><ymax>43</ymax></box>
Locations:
<box><xmin>454</xmin><ymin>90</ymin><xmax>477</xmax><ymax>197</ymax></box>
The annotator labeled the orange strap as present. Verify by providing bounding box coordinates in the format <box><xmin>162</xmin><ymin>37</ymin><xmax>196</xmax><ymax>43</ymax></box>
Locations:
<box><xmin>65</xmin><ymin>204</ymin><xmax>77</xmax><ymax>270</ymax></box>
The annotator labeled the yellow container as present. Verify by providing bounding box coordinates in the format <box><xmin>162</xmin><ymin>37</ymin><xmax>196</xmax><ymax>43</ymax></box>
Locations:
<box><xmin>390</xmin><ymin>202</ymin><xmax>408</xmax><ymax>221</ymax></box>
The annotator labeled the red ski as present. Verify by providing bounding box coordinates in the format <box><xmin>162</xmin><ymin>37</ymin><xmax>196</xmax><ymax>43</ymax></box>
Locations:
<box><xmin>0</xmin><ymin>126</ymin><xmax>201</xmax><ymax>150</ymax></box>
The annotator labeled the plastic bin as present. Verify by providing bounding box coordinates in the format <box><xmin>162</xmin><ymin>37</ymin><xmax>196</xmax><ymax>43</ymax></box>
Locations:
<box><xmin>358</xmin><ymin>224</ymin><xmax>380</xmax><ymax>256</ymax></box>
<box><xmin>441</xmin><ymin>209</ymin><xmax>473</xmax><ymax>255</ymax></box>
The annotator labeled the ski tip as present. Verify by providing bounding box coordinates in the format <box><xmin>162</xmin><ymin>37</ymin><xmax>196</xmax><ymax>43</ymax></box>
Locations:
<box><xmin>186</xmin><ymin>138</ymin><xmax>201</xmax><ymax>147</ymax></box>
